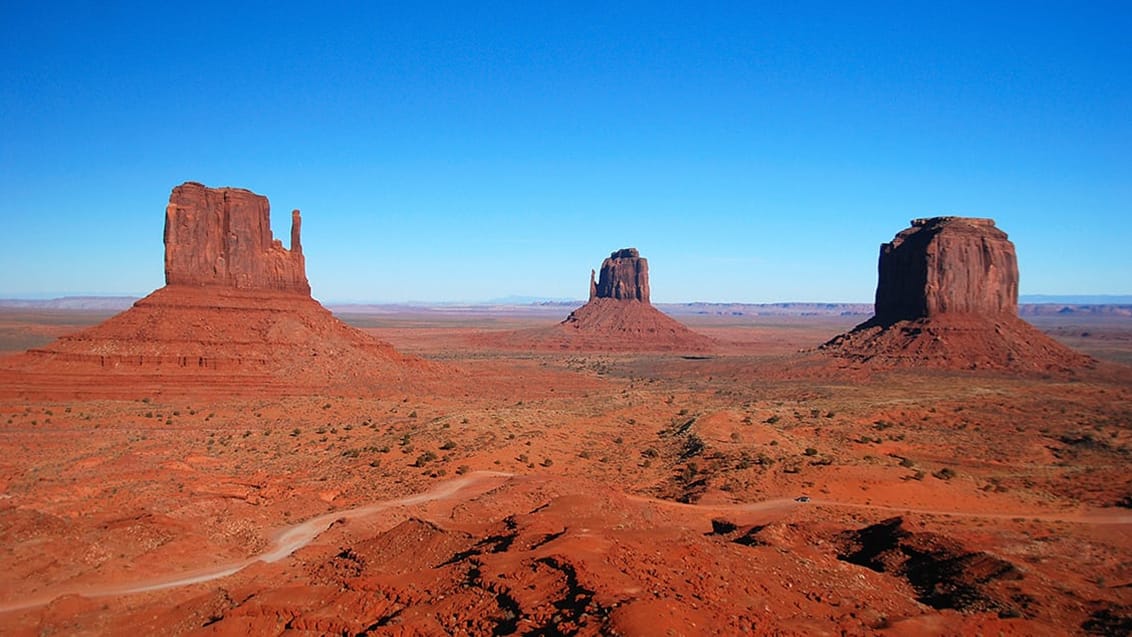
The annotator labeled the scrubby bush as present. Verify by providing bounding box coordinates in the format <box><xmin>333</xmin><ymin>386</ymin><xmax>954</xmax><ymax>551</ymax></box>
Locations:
<box><xmin>933</xmin><ymin>467</ymin><xmax>957</xmax><ymax>481</ymax></box>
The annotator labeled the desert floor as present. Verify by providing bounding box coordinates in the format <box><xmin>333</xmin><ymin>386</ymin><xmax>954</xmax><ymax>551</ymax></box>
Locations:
<box><xmin>0</xmin><ymin>308</ymin><xmax>1129</xmax><ymax>636</ymax></box>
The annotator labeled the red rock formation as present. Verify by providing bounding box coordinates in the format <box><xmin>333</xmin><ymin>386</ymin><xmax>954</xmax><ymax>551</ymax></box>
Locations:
<box><xmin>594</xmin><ymin>248</ymin><xmax>650</xmax><ymax>303</ymax></box>
<box><xmin>475</xmin><ymin>248</ymin><xmax>711</xmax><ymax>352</ymax></box>
<box><xmin>1</xmin><ymin>182</ymin><xmax>429</xmax><ymax>396</ymax></box>
<box><xmin>164</xmin><ymin>182</ymin><xmax>310</xmax><ymax>294</ymax></box>
<box><xmin>821</xmin><ymin>217</ymin><xmax>1092</xmax><ymax>372</ymax></box>
<box><xmin>875</xmin><ymin>217</ymin><xmax>1017</xmax><ymax>324</ymax></box>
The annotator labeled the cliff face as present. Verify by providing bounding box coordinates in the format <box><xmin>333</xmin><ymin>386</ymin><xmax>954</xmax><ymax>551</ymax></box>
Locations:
<box><xmin>163</xmin><ymin>182</ymin><xmax>310</xmax><ymax>294</ymax></box>
<box><xmin>874</xmin><ymin>217</ymin><xmax>1018</xmax><ymax>325</ymax></box>
<box><xmin>594</xmin><ymin>248</ymin><xmax>650</xmax><ymax>303</ymax></box>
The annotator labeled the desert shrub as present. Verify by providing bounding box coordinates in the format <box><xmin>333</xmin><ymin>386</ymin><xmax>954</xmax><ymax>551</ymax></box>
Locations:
<box><xmin>290</xmin><ymin>428</ymin><xmax>301</xmax><ymax>437</ymax></box>
<box><xmin>456</xmin><ymin>465</ymin><xmax>471</xmax><ymax>475</ymax></box>
<box><xmin>765</xmin><ymin>415</ymin><xmax>780</xmax><ymax>425</ymax></box>
<box><xmin>440</xmin><ymin>440</ymin><xmax>457</xmax><ymax>450</ymax></box>
<box><xmin>413</xmin><ymin>451</ymin><xmax>437</xmax><ymax>467</ymax></box>
<box><xmin>680</xmin><ymin>434</ymin><xmax>705</xmax><ymax>459</ymax></box>
<box><xmin>803</xmin><ymin>447</ymin><xmax>818</xmax><ymax>456</ymax></box>
<box><xmin>933</xmin><ymin>467</ymin><xmax>957</xmax><ymax>480</ymax></box>
<box><xmin>517</xmin><ymin>453</ymin><xmax>529</xmax><ymax>463</ymax></box>
<box><xmin>408</xmin><ymin>410</ymin><xmax>418</xmax><ymax>418</ymax></box>
<box><xmin>899</xmin><ymin>457</ymin><xmax>916</xmax><ymax>468</ymax></box>
<box><xmin>641</xmin><ymin>447</ymin><xmax>660</xmax><ymax>458</ymax></box>
<box><xmin>541</xmin><ymin>458</ymin><xmax>554</xmax><ymax>467</ymax></box>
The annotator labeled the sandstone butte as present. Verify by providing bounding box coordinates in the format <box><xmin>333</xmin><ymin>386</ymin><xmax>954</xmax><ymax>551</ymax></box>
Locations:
<box><xmin>0</xmin><ymin>182</ymin><xmax>423</xmax><ymax>397</ymax></box>
<box><xmin>543</xmin><ymin>248</ymin><xmax>713</xmax><ymax>351</ymax></box>
<box><xmin>820</xmin><ymin>216</ymin><xmax>1093</xmax><ymax>372</ymax></box>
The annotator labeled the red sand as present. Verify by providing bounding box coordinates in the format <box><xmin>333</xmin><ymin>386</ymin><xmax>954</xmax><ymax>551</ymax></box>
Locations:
<box><xmin>0</xmin><ymin>308</ymin><xmax>1128</xmax><ymax>635</ymax></box>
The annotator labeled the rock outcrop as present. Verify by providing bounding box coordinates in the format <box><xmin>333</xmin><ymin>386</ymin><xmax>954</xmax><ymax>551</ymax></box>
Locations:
<box><xmin>2</xmin><ymin>182</ymin><xmax>427</xmax><ymax>396</ymax></box>
<box><xmin>164</xmin><ymin>182</ymin><xmax>310</xmax><ymax>294</ymax></box>
<box><xmin>874</xmin><ymin>217</ymin><xmax>1017</xmax><ymax>324</ymax></box>
<box><xmin>593</xmin><ymin>248</ymin><xmax>650</xmax><ymax>303</ymax></box>
<box><xmin>477</xmin><ymin>248</ymin><xmax>711</xmax><ymax>352</ymax></box>
<box><xmin>821</xmin><ymin>217</ymin><xmax>1092</xmax><ymax>372</ymax></box>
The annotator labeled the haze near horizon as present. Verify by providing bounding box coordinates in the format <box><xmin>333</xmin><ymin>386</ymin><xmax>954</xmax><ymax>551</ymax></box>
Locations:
<box><xmin>1</xmin><ymin>2</ymin><xmax>1129</xmax><ymax>303</ymax></box>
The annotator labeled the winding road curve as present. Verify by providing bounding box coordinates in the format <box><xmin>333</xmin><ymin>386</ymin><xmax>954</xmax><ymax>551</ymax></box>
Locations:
<box><xmin>2</xmin><ymin>471</ymin><xmax>1128</xmax><ymax>613</ymax></box>
<box><xmin>0</xmin><ymin>471</ymin><xmax>514</xmax><ymax>613</ymax></box>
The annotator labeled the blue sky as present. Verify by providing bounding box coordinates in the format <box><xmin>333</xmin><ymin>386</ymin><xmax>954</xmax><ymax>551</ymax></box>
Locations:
<box><xmin>2</xmin><ymin>2</ymin><xmax>1129</xmax><ymax>303</ymax></box>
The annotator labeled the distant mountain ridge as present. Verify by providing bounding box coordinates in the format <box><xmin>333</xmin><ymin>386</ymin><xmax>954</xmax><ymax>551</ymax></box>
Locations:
<box><xmin>1019</xmin><ymin>294</ymin><xmax>1132</xmax><ymax>304</ymax></box>
<box><xmin>0</xmin><ymin>296</ymin><xmax>139</xmax><ymax>310</ymax></box>
<box><xmin>3</xmin><ymin>296</ymin><xmax>1131</xmax><ymax>318</ymax></box>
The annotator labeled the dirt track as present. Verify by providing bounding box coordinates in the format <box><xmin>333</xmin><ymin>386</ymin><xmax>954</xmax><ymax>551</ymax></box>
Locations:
<box><xmin>4</xmin><ymin>471</ymin><xmax>1128</xmax><ymax>615</ymax></box>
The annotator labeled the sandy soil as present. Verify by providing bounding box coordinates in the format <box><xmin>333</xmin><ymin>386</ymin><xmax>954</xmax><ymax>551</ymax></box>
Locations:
<box><xmin>0</xmin><ymin>309</ymin><xmax>1129</xmax><ymax>635</ymax></box>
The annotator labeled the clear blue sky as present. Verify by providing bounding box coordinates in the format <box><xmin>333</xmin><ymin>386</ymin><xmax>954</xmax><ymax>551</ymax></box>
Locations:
<box><xmin>2</xmin><ymin>2</ymin><xmax>1129</xmax><ymax>303</ymax></box>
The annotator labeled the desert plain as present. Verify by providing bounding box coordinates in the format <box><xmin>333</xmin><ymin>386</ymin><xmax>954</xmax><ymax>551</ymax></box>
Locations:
<box><xmin>0</xmin><ymin>303</ymin><xmax>1129</xmax><ymax>636</ymax></box>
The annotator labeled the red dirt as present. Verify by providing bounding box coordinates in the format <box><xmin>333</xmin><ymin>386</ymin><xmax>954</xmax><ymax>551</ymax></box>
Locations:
<box><xmin>0</xmin><ymin>309</ymin><xmax>1128</xmax><ymax>635</ymax></box>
